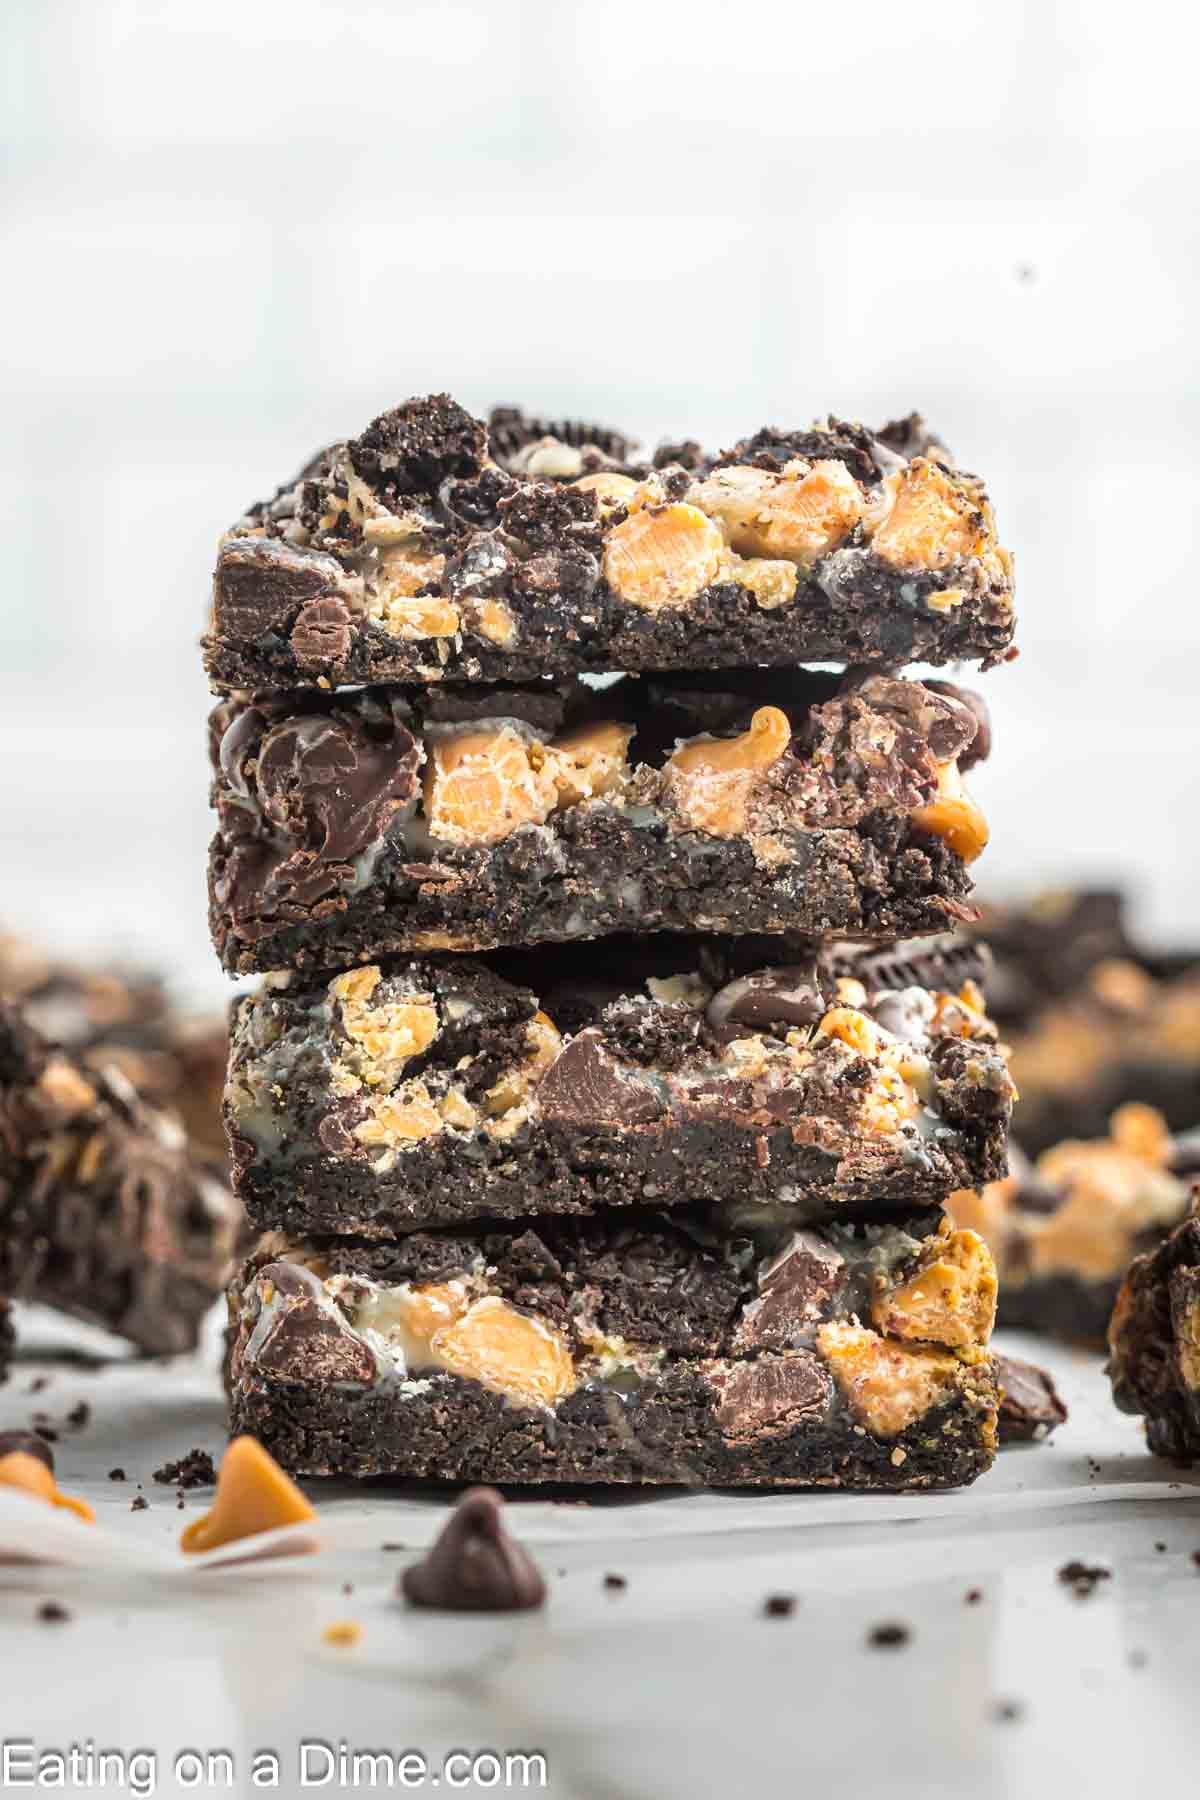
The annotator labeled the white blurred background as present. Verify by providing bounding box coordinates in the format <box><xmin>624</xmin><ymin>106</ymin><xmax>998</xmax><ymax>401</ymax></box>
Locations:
<box><xmin>2</xmin><ymin>0</ymin><xmax>1197</xmax><ymax>1000</ymax></box>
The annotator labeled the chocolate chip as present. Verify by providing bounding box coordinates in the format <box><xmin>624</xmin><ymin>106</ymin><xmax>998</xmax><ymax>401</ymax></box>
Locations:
<box><xmin>535</xmin><ymin>1031</ymin><xmax>664</xmax><ymax>1128</ymax></box>
<box><xmin>290</xmin><ymin>597</ymin><xmax>354</xmax><ymax>671</ymax></box>
<box><xmin>710</xmin><ymin>1352</ymin><xmax>833</xmax><ymax>1443</ymax></box>
<box><xmin>733</xmin><ymin>1233</ymin><xmax>846</xmax><ymax>1353</ymax></box>
<box><xmin>868</xmin><ymin>1622</ymin><xmax>911</xmax><ymax>1649</ymax></box>
<box><xmin>37</xmin><ymin>1602</ymin><xmax>70</xmax><ymax>1625</ymax></box>
<box><xmin>252</xmin><ymin>1298</ymin><xmax>377</xmax><ymax>1387</ymax></box>
<box><xmin>763</xmin><ymin>1594</ymin><xmax>796</xmax><ymax>1618</ymax></box>
<box><xmin>0</xmin><ymin>1431</ymin><xmax>54</xmax><ymax>1471</ymax></box>
<box><xmin>400</xmin><ymin>1488</ymin><xmax>546</xmax><ymax>1613</ymax></box>
<box><xmin>706</xmin><ymin>963</ymin><xmax>830</xmax><ymax>1040</ymax></box>
<box><xmin>995</xmin><ymin>1354</ymin><xmax>1068</xmax><ymax>1443</ymax></box>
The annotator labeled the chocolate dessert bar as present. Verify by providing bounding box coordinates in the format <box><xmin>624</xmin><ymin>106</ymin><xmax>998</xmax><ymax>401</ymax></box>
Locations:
<box><xmin>203</xmin><ymin>397</ymin><xmax>1016</xmax><ymax>695</ymax></box>
<box><xmin>0</xmin><ymin>1298</ymin><xmax>12</xmax><ymax>1385</ymax></box>
<box><xmin>1108</xmin><ymin>1194</ymin><xmax>1200</xmax><ymax>1461</ymax></box>
<box><xmin>0</xmin><ymin>1002</ymin><xmax>241</xmax><ymax>1355</ymax></box>
<box><xmin>0</xmin><ymin>932</ymin><xmax>229</xmax><ymax>1163</ymax></box>
<box><xmin>226</xmin><ymin>936</ymin><xmax>1014</xmax><ymax>1238</ymax></box>
<box><xmin>1002</xmin><ymin>957</ymin><xmax>1200</xmax><ymax>1157</ymax></box>
<box><xmin>968</xmin><ymin>889</ymin><xmax>1135</xmax><ymax>1031</ymax></box>
<box><xmin>208</xmin><ymin>669</ymin><xmax>991</xmax><ymax>971</ymax></box>
<box><xmin>227</xmin><ymin>1206</ymin><xmax>999</xmax><ymax>1488</ymax></box>
<box><xmin>947</xmin><ymin>1106</ymin><xmax>1192</xmax><ymax>1345</ymax></box>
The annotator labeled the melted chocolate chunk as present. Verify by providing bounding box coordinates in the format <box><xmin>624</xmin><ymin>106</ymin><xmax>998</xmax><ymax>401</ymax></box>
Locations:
<box><xmin>707</xmin><ymin>963</ymin><xmax>831</xmax><ymax>1040</ymax></box>
<box><xmin>252</xmin><ymin>1298</ymin><xmax>377</xmax><ymax>1386</ymax></box>
<box><xmin>995</xmin><ymin>1354</ymin><xmax>1068</xmax><ymax>1443</ymax></box>
<box><xmin>924</xmin><ymin>680</ymin><xmax>992</xmax><ymax>770</ymax></box>
<box><xmin>733</xmin><ymin>1234</ymin><xmax>847</xmax><ymax>1352</ymax></box>
<box><xmin>535</xmin><ymin>1031</ymin><xmax>665</xmax><ymax>1127</ymax></box>
<box><xmin>710</xmin><ymin>1352</ymin><xmax>833</xmax><ymax>1442</ymax></box>
<box><xmin>400</xmin><ymin>1488</ymin><xmax>546</xmax><ymax>1612</ymax></box>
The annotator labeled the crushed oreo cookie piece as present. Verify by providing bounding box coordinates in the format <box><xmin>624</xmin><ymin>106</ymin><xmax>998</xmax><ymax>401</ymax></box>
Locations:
<box><xmin>763</xmin><ymin>1594</ymin><xmax>797</xmax><ymax>1618</ymax></box>
<box><xmin>152</xmin><ymin>1449</ymin><xmax>217</xmax><ymax>1490</ymax></box>
<box><xmin>36</xmin><ymin>1602</ymin><xmax>71</xmax><ymax>1625</ymax></box>
<box><xmin>400</xmin><ymin>1488</ymin><xmax>546</xmax><ymax>1612</ymax></box>
<box><xmin>868</xmin><ymin>1622</ymin><xmax>911</xmax><ymax>1649</ymax></box>
<box><xmin>604</xmin><ymin>1572</ymin><xmax>628</xmax><ymax>1592</ymax></box>
<box><xmin>1057</xmin><ymin>1560</ymin><xmax>1110</xmax><ymax>1597</ymax></box>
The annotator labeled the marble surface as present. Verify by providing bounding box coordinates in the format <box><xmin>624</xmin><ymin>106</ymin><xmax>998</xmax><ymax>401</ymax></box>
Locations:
<box><xmin>1</xmin><ymin>1312</ymin><xmax>1198</xmax><ymax>1798</ymax></box>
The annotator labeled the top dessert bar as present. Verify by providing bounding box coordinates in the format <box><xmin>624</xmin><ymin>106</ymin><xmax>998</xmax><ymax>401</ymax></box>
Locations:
<box><xmin>203</xmin><ymin>397</ymin><xmax>1016</xmax><ymax>693</ymax></box>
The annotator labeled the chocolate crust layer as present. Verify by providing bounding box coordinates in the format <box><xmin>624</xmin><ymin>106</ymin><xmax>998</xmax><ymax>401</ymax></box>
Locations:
<box><xmin>230</xmin><ymin>1369</ymin><xmax>996</xmax><ymax>1490</ymax></box>
<box><xmin>204</xmin><ymin>396</ymin><xmax>1015</xmax><ymax>694</ymax></box>
<box><xmin>226</xmin><ymin>1207</ymin><xmax>998</xmax><ymax>1488</ymax></box>
<box><xmin>0</xmin><ymin>1003</ymin><xmax>240</xmax><ymax>1356</ymax></box>
<box><xmin>208</xmin><ymin>670</ymin><xmax>987</xmax><ymax>971</ymax></box>
<box><xmin>226</xmin><ymin>936</ymin><xmax>1013</xmax><ymax>1237</ymax></box>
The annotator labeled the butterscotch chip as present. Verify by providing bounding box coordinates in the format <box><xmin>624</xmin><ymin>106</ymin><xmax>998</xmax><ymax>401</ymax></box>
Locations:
<box><xmin>36</xmin><ymin>1058</ymin><xmax>97</xmax><ymax>1119</ymax></box>
<box><xmin>355</xmin><ymin>1082</ymin><xmax>444</xmax><ymax>1149</ymax></box>
<box><xmin>603</xmin><ymin>502</ymin><xmax>726</xmax><ymax>610</ymax></box>
<box><xmin>817</xmin><ymin>1322</ymin><xmax>964</xmax><ymax>1438</ymax></box>
<box><xmin>471</xmin><ymin>598</ymin><xmax>518</xmax><ymax>647</ymax></box>
<box><xmin>574</xmin><ymin>471</ymin><xmax>639</xmax><ymax>515</ymax></box>
<box><xmin>424</xmin><ymin>726</ymin><xmax>558</xmax><ymax>846</ymax></box>
<box><xmin>322</xmin><ymin>1621</ymin><xmax>362</xmax><ymax>1648</ymax></box>
<box><xmin>689</xmin><ymin>459</ymin><xmax>862</xmax><ymax>569</ymax></box>
<box><xmin>870</xmin><ymin>459</ymin><xmax>991</xmax><ymax>571</ymax></box>
<box><xmin>330</xmin><ymin>967</ymin><xmax>440</xmax><ymax>1086</ymax></box>
<box><xmin>664</xmin><ymin>705</ymin><xmax>792</xmax><ymax>836</ymax></box>
<box><xmin>180</xmin><ymin>1436</ymin><xmax>316</xmax><ymax>1553</ymax></box>
<box><xmin>873</xmin><ymin>1228</ymin><xmax>998</xmax><ymax>1350</ymax></box>
<box><xmin>726</xmin><ymin>553</ymin><xmax>799</xmax><ymax>609</ymax></box>
<box><xmin>911</xmin><ymin>759</ymin><xmax>989</xmax><ymax>864</ymax></box>
<box><xmin>544</xmin><ymin>720</ymin><xmax>634</xmax><ymax>808</ymax></box>
<box><xmin>816</xmin><ymin>1006</ymin><xmax>879</xmax><ymax>1059</ymax></box>
<box><xmin>432</xmin><ymin>1296</ymin><xmax>576</xmax><ymax>1410</ymax></box>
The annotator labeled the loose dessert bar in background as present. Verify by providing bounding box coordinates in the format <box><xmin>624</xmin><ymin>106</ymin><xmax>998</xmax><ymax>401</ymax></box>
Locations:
<box><xmin>1108</xmin><ymin>1196</ymin><xmax>1200</xmax><ymax>1462</ymax></box>
<box><xmin>226</xmin><ymin>935</ymin><xmax>1014</xmax><ymax>1239</ymax></box>
<box><xmin>947</xmin><ymin>1106</ymin><xmax>1192</xmax><ymax>1345</ymax></box>
<box><xmin>209</xmin><ymin>668</ymin><xmax>990</xmax><ymax>971</ymax></box>
<box><xmin>203</xmin><ymin>396</ymin><xmax>1016</xmax><ymax>694</ymax></box>
<box><xmin>0</xmin><ymin>931</ymin><xmax>229</xmax><ymax>1163</ymax></box>
<box><xmin>227</xmin><ymin>1205</ymin><xmax>998</xmax><ymax>1488</ymax></box>
<box><xmin>0</xmin><ymin>1002</ymin><xmax>241</xmax><ymax>1355</ymax></box>
<box><xmin>0</xmin><ymin>1298</ymin><xmax>12</xmax><ymax>1385</ymax></box>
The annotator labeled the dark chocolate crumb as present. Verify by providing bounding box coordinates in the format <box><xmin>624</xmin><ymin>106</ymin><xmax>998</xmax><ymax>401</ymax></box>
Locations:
<box><xmin>342</xmin><ymin>1582</ymin><xmax>354</xmax><ymax>1595</ymax></box>
<box><xmin>27</xmin><ymin>1376</ymin><xmax>49</xmax><ymax>1394</ymax></box>
<box><xmin>108</xmin><ymin>1468</ymin><xmax>126</xmax><ymax>1482</ymax></box>
<box><xmin>604</xmin><ymin>1573</ymin><xmax>628</xmax><ymax>1592</ymax></box>
<box><xmin>991</xmin><ymin>1699</ymin><xmax>1023</xmax><ymax>1723</ymax></box>
<box><xmin>66</xmin><ymin>1402</ymin><xmax>90</xmax><ymax>1430</ymax></box>
<box><xmin>1128</xmin><ymin>1650</ymin><xmax>1148</xmax><ymax>1670</ymax></box>
<box><xmin>1155</xmin><ymin>1542</ymin><xmax>1167</xmax><ymax>1553</ymax></box>
<box><xmin>764</xmin><ymin>1594</ymin><xmax>796</xmax><ymax>1618</ymax></box>
<box><xmin>176</xmin><ymin>1497</ymin><xmax>185</xmax><ymax>1510</ymax></box>
<box><xmin>380</xmin><ymin>1542</ymin><xmax>408</xmax><ymax>1552</ymax></box>
<box><xmin>965</xmin><ymin>1588</ymin><xmax>984</xmax><ymax>1605</ymax></box>
<box><xmin>131</xmin><ymin>1496</ymin><xmax>149</xmax><ymax>1512</ymax></box>
<box><xmin>152</xmin><ymin>1449</ymin><xmax>216</xmax><ymax>1490</ymax></box>
<box><xmin>1057</xmin><ymin>1560</ymin><xmax>1110</xmax><ymax>1596</ymax></box>
<box><xmin>1191</xmin><ymin>1551</ymin><xmax>1200</xmax><ymax>1570</ymax></box>
<box><xmin>868</xmin><ymin>1622</ymin><xmax>911</xmax><ymax>1649</ymax></box>
<box><xmin>37</xmin><ymin>1602</ymin><xmax>70</xmax><ymax>1624</ymax></box>
<box><xmin>33</xmin><ymin>1425</ymin><xmax>58</xmax><ymax>1444</ymax></box>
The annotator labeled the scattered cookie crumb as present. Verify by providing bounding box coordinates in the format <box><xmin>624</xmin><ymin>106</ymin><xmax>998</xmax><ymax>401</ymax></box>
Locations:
<box><xmin>1128</xmin><ymin>1650</ymin><xmax>1148</xmax><ymax>1670</ymax></box>
<box><xmin>131</xmin><ymin>1495</ymin><xmax>149</xmax><ymax>1513</ymax></box>
<box><xmin>965</xmin><ymin>1587</ymin><xmax>984</xmax><ymax>1605</ymax></box>
<box><xmin>152</xmin><ymin>1449</ymin><xmax>216</xmax><ymax>1489</ymax></box>
<box><xmin>380</xmin><ymin>1542</ymin><xmax>408</xmax><ymax>1552</ymax></box>
<box><xmin>991</xmin><ymin>1699</ymin><xmax>1023</xmax><ymax>1723</ymax></box>
<box><xmin>322</xmin><ymin>1621</ymin><xmax>362</xmax><ymax>1648</ymax></box>
<box><xmin>66</xmin><ymin>1402</ymin><xmax>90</xmax><ymax>1430</ymax></box>
<box><xmin>32</xmin><ymin>1424</ymin><xmax>58</xmax><ymax>1444</ymax></box>
<box><xmin>763</xmin><ymin>1594</ymin><xmax>796</xmax><ymax>1618</ymax></box>
<box><xmin>1155</xmin><ymin>1542</ymin><xmax>1167</xmax><ymax>1553</ymax></box>
<box><xmin>342</xmin><ymin>1582</ymin><xmax>354</xmax><ymax>1595</ymax></box>
<box><xmin>36</xmin><ymin>1601</ymin><xmax>70</xmax><ymax>1625</ymax></box>
<box><xmin>1057</xmin><ymin>1560</ymin><xmax>1110</xmax><ymax>1597</ymax></box>
<box><xmin>604</xmin><ymin>1573</ymin><xmax>628</xmax><ymax>1591</ymax></box>
<box><xmin>27</xmin><ymin>1376</ymin><xmax>49</xmax><ymax>1394</ymax></box>
<box><xmin>108</xmin><ymin>1468</ymin><xmax>126</xmax><ymax>1482</ymax></box>
<box><xmin>868</xmin><ymin>1622</ymin><xmax>911</xmax><ymax>1649</ymax></box>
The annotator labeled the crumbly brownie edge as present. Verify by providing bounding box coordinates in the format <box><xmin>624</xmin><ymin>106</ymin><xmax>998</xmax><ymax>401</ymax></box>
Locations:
<box><xmin>229</xmin><ymin>1362</ymin><xmax>997</xmax><ymax>1490</ymax></box>
<box><xmin>211</xmin><ymin>810</ymin><xmax>975</xmax><ymax>974</ymax></box>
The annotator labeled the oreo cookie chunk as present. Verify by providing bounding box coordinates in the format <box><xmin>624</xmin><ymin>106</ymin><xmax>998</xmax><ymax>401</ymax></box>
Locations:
<box><xmin>0</xmin><ymin>1003</ymin><xmax>241</xmax><ymax>1355</ymax></box>
<box><xmin>225</xmin><ymin>934</ymin><xmax>1014</xmax><ymax>1238</ymax></box>
<box><xmin>1108</xmin><ymin>1195</ymin><xmax>1200</xmax><ymax>1461</ymax></box>
<box><xmin>227</xmin><ymin>1205</ymin><xmax>999</xmax><ymax>1489</ymax></box>
<box><xmin>203</xmin><ymin>394</ymin><xmax>1016</xmax><ymax>696</ymax></box>
<box><xmin>947</xmin><ymin>1106</ymin><xmax>1192</xmax><ymax>1345</ymax></box>
<box><xmin>207</xmin><ymin>668</ymin><xmax>990</xmax><ymax>972</ymax></box>
<box><xmin>0</xmin><ymin>931</ymin><xmax>228</xmax><ymax>1164</ymax></box>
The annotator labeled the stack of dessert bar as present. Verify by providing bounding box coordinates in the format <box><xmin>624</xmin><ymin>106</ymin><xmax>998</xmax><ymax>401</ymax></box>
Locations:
<box><xmin>207</xmin><ymin>395</ymin><xmax>1017</xmax><ymax>1489</ymax></box>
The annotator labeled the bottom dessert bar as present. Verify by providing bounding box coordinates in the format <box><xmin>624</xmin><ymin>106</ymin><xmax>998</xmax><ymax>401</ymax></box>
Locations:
<box><xmin>0</xmin><ymin>1002</ymin><xmax>241</xmax><ymax>1356</ymax></box>
<box><xmin>228</xmin><ymin>1205</ymin><xmax>999</xmax><ymax>1489</ymax></box>
<box><xmin>1108</xmin><ymin>1199</ymin><xmax>1200</xmax><ymax>1461</ymax></box>
<box><xmin>946</xmin><ymin>1106</ymin><xmax>1192</xmax><ymax>1346</ymax></box>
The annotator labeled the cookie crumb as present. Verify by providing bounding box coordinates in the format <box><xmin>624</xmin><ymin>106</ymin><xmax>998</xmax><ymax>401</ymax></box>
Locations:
<box><xmin>131</xmin><ymin>1495</ymin><xmax>149</xmax><ymax>1513</ymax></box>
<box><xmin>66</xmin><ymin>1402</ymin><xmax>90</xmax><ymax>1430</ymax></box>
<box><xmin>604</xmin><ymin>1573</ymin><xmax>628</xmax><ymax>1591</ymax></box>
<box><xmin>1057</xmin><ymin>1560</ymin><xmax>1110</xmax><ymax>1597</ymax></box>
<box><xmin>37</xmin><ymin>1601</ymin><xmax>70</xmax><ymax>1625</ymax></box>
<box><xmin>1128</xmin><ymin>1650</ymin><xmax>1148</xmax><ymax>1670</ymax></box>
<box><xmin>380</xmin><ymin>1542</ymin><xmax>408</xmax><ymax>1552</ymax></box>
<box><xmin>1155</xmin><ymin>1542</ymin><xmax>1167</xmax><ymax>1553</ymax></box>
<box><xmin>991</xmin><ymin>1699</ymin><xmax>1023</xmax><ymax>1723</ymax></box>
<box><xmin>965</xmin><ymin>1587</ymin><xmax>984</xmax><ymax>1605</ymax></box>
<box><xmin>152</xmin><ymin>1449</ymin><xmax>216</xmax><ymax>1490</ymax></box>
<box><xmin>108</xmin><ymin>1468</ymin><xmax>126</xmax><ymax>1482</ymax></box>
<box><xmin>763</xmin><ymin>1594</ymin><xmax>796</xmax><ymax>1618</ymax></box>
<box><xmin>868</xmin><ymin>1622</ymin><xmax>911</xmax><ymax>1649</ymax></box>
<box><xmin>322</xmin><ymin>1621</ymin><xmax>361</xmax><ymax>1648</ymax></box>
